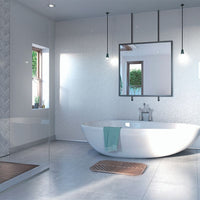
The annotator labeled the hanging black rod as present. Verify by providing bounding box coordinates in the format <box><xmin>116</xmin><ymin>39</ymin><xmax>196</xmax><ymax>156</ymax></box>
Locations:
<box><xmin>157</xmin><ymin>10</ymin><xmax>160</xmax><ymax>42</ymax></box>
<box><xmin>106</xmin><ymin>12</ymin><xmax>109</xmax><ymax>57</ymax></box>
<box><xmin>131</xmin><ymin>13</ymin><xmax>133</xmax><ymax>43</ymax></box>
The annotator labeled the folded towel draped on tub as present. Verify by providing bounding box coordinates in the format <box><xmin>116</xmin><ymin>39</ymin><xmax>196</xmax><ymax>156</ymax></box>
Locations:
<box><xmin>103</xmin><ymin>127</ymin><xmax>121</xmax><ymax>152</ymax></box>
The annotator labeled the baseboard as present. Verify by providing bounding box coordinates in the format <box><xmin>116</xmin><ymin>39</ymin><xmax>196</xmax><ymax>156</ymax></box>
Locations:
<box><xmin>55</xmin><ymin>139</ymin><xmax>88</xmax><ymax>143</ymax></box>
<box><xmin>10</xmin><ymin>135</ymin><xmax>56</xmax><ymax>153</ymax></box>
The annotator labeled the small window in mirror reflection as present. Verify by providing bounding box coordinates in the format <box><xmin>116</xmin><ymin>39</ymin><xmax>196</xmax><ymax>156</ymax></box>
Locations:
<box><xmin>127</xmin><ymin>61</ymin><xmax>143</xmax><ymax>95</ymax></box>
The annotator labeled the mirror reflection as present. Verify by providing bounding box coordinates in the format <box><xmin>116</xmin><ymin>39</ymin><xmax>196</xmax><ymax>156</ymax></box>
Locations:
<box><xmin>119</xmin><ymin>41</ymin><xmax>172</xmax><ymax>96</ymax></box>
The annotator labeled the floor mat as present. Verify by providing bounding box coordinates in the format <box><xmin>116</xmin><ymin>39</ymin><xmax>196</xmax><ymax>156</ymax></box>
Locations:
<box><xmin>90</xmin><ymin>160</ymin><xmax>147</xmax><ymax>176</ymax></box>
<box><xmin>0</xmin><ymin>161</ymin><xmax>39</xmax><ymax>184</ymax></box>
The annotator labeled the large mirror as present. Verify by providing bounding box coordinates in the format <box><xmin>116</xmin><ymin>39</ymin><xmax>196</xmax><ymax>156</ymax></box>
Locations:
<box><xmin>119</xmin><ymin>41</ymin><xmax>173</xmax><ymax>96</ymax></box>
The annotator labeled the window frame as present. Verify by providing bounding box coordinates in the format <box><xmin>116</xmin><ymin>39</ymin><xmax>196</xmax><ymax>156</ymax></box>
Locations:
<box><xmin>127</xmin><ymin>61</ymin><xmax>143</xmax><ymax>95</ymax></box>
<box><xmin>32</xmin><ymin>47</ymin><xmax>43</xmax><ymax>107</ymax></box>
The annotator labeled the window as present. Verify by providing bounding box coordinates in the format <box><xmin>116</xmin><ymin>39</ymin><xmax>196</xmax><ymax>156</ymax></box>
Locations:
<box><xmin>127</xmin><ymin>61</ymin><xmax>143</xmax><ymax>95</ymax></box>
<box><xmin>32</xmin><ymin>44</ymin><xmax>49</xmax><ymax>109</ymax></box>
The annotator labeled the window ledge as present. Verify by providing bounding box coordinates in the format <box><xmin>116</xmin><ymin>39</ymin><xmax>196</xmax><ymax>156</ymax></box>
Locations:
<box><xmin>32</xmin><ymin>108</ymin><xmax>49</xmax><ymax>110</ymax></box>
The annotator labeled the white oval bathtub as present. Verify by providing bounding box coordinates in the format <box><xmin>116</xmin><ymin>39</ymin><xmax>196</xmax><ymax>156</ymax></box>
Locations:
<box><xmin>81</xmin><ymin>120</ymin><xmax>200</xmax><ymax>158</ymax></box>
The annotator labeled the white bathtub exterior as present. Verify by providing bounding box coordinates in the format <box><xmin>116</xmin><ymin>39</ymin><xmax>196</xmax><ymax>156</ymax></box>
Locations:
<box><xmin>81</xmin><ymin>120</ymin><xmax>200</xmax><ymax>158</ymax></box>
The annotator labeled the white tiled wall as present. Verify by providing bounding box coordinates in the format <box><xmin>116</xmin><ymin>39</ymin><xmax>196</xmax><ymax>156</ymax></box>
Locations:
<box><xmin>55</xmin><ymin>8</ymin><xmax>200</xmax><ymax>148</ymax></box>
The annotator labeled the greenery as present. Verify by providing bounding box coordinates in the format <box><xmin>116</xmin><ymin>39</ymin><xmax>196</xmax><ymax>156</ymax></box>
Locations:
<box><xmin>32</xmin><ymin>51</ymin><xmax>37</xmax><ymax>77</ymax></box>
<box><xmin>130</xmin><ymin>69</ymin><xmax>142</xmax><ymax>86</ymax></box>
<box><xmin>120</xmin><ymin>75</ymin><xmax>123</xmax><ymax>90</ymax></box>
<box><xmin>35</xmin><ymin>96</ymin><xmax>40</xmax><ymax>104</ymax></box>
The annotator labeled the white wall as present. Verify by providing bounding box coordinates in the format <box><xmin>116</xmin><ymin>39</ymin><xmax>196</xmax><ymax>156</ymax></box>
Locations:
<box><xmin>10</xmin><ymin>1</ymin><xmax>55</xmax><ymax>148</ymax></box>
<box><xmin>143</xmin><ymin>55</ymin><xmax>171</xmax><ymax>95</ymax></box>
<box><xmin>55</xmin><ymin>8</ymin><xmax>200</xmax><ymax>147</ymax></box>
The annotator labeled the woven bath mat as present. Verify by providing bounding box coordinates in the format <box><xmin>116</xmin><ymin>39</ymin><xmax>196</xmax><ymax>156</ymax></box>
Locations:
<box><xmin>0</xmin><ymin>161</ymin><xmax>39</xmax><ymax>184</ymax></box>
<box><xmin>90</xmin><ymin>160</ymin><xmax>147</xmax><ymax>176</ymax></box>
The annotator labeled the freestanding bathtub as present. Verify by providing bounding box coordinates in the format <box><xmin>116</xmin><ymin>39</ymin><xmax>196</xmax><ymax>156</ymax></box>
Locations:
<box><xmin>81</xmin><ymin>120</ymin><xmax>200</xmax><ymax>158</ymax></box>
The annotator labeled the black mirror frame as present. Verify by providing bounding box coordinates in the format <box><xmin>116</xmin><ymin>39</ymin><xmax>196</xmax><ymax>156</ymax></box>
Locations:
<box><xmin>118</xmin><ymin>40</ymin><xmax>173</xmax><ymax>97</ymax></box>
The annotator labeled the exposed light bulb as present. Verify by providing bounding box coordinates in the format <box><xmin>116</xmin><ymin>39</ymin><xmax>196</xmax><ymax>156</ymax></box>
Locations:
<box><xmin>48</xmin><ymin>3</ymin><xmax>55</xmax><ymax>8</ymax></box>
<box><xmin>110</xmin><ymin>57</ymin><xmax>118</xmax><ymax>66</ymax></box>
<box><xmin>178</xmin><ymin>52</ymin><xmax>189</xmax><ymax>65</ymax></box>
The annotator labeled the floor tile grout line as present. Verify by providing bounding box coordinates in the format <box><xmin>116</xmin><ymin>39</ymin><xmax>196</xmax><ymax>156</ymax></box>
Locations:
<box><xmin>140</xmin><ymin>158</ymin><xmax>162</xmax><ymax>200</ymax></box>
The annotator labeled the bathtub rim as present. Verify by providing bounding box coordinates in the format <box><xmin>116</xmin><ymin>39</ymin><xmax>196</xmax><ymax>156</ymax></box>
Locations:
<box><xmin>81</xmin><ymin>120</ymin><xmax>200</xmax><ymax>130</ymax></box>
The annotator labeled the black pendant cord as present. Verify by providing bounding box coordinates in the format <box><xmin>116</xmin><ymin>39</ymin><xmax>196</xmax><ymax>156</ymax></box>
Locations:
<box><xmin>181</xmin><ymin>4</ymin><xmax>184</xmax><ymax>54</ymax></box>
<box><xmin>157</xmin><ymin>10</ymin><xmax>160</xmax><ymax>102</ymax></box>
<box><xmin>106</xmin><ymin>12</ymin><xmax>109</xmax><ymax>57</ymax></box>
<box><xmin>131</xmin><ymin>13</ymin><xmax>133</xmax><ymax>43</ymax></box>
<box><xmin>131</xmin><ymin>13</ymin><xmax>134</xmax><ymax>102</ymax></box>
<box><xmin>157</xmin><ymin>10</ymin><xmax>160</xmax><ymax>42</ymax></box>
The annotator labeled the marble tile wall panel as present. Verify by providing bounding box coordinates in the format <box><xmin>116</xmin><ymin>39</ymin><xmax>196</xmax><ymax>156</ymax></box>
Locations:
<box><xmin>0</xmin><ymin>0</ymin><xmax>10</xmax><ymax>157</ymax></box>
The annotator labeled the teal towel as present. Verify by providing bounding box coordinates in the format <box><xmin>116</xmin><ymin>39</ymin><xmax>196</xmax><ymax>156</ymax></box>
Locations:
<box><xmin>103</xmin><ymin>127</ymin><xmax>121</xmax><ymax>152</ymax></box>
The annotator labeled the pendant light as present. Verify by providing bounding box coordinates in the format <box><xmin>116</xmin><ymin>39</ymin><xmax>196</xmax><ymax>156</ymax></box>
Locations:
<box><xmin>181</xmin><ymin>4</ymin><xmax>184</xmax><ymax>54</ymax></box>
<box><xmin>48</xmin><ymin>0</ymin><xmax>55</xmax><ymax>8</ymax></box>
<box><xmin>106</xmin><ymin>12</ymin><xmax>109</xmax><ymax>60</ymax></box>
<box><xmin>179</xmin><ymin>3</ymin><xmax>189</xmax><ymax>64</ymax></box>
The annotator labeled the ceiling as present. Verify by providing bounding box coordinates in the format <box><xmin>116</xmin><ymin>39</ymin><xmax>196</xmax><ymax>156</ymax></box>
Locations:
<box><xmin>17</xmin><ymin>0</ymin><xmax>200</xmax><ymax>21</ymax></box>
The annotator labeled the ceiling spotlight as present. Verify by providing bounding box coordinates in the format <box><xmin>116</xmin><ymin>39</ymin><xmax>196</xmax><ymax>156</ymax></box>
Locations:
<box><xmin>48</xmin><ymin>3</ymin><xmax>55</xmax><ymax>8</ymax></box>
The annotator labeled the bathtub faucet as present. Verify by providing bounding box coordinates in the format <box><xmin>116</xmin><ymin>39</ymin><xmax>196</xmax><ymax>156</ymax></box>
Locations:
<box><xmin>139</xmin><ymin>103</ymin><xmax>153</xmax><ymax>121</ymax></box>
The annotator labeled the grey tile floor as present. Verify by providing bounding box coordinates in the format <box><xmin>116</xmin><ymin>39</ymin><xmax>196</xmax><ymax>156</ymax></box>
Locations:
<box><xmin>0</xmin><ymin>141</ymin><xmax>200</xmax><ymax>200</ymax></box>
